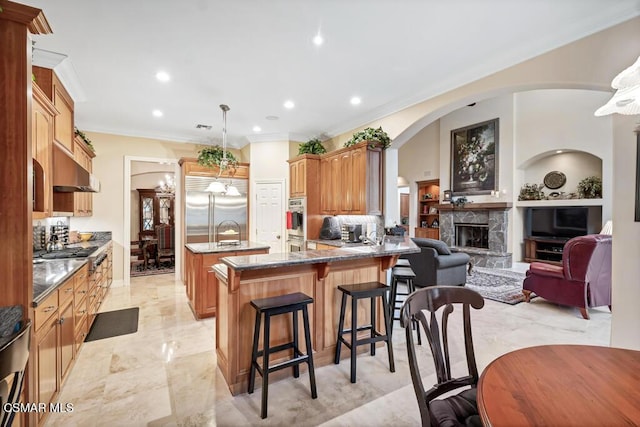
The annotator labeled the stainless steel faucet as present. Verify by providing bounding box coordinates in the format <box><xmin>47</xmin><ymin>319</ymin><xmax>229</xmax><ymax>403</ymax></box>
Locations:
<box><xmin>360</xmin><ymin>232</ymin><xmax>385</xmax><ymax>246</ymax></box>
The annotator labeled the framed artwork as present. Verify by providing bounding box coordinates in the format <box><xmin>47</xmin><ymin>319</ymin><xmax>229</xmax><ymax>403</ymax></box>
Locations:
<box><xmin>429</xmin><ymin>206</ymin><xmax>438</xmax><ymax>214</ymax></box>
<box><xmin>450</xmin><ymin>118</ymin><xmax>499</xmax><ymax>195</ymax></box>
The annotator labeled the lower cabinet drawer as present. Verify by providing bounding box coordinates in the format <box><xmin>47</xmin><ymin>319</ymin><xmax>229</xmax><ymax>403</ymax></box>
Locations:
<box><xmin>74</xmin><ymin>317</ymin><xmax>88</xmax><ymax>352</ymax></box>
<box><xmin>34</xmin><ymin>292</ymin><xmax>59</xmax><ymax>332</ymax></box>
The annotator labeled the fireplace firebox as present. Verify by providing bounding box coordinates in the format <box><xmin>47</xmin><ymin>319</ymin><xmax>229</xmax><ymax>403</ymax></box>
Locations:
<box><xmin>455</xmin><ymin>223</ymin><xmax>489</xmax><ymax>249</ymax></box>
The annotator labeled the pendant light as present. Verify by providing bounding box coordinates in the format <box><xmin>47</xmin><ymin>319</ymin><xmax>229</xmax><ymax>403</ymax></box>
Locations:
<box><xmin>595</xmin><ymin>55</ymin><xmax>640</xmax><ymax>116</ymax></box>
<box><xmin>205</xmin><ymin>104</ymin><xmax>241</xmax><ymax>195</ymax></box>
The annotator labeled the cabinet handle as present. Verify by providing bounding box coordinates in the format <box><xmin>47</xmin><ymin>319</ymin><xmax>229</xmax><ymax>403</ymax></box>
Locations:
<box><xmin>59</xmin><ymin>317</ymin><xmax>65</xmax><ymax>324</ymax></box>
<box><xmin>65</xmin><ymin>288</ymin><xmax>73</xmax><ymax>293</ymax></box>
<box><xmin>43</xmin><ymin>305</ymin><xmax>55</xmax><ymax>313</ymax></box>
<box><xmin>79</xmin><ymin>290</ymin><xmax>87</xmax><ymax>294</ymax></box>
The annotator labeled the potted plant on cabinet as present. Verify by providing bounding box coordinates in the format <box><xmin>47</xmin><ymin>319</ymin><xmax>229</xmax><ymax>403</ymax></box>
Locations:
<box><xmin>297</xmin><ymin>138</ymin><xmax>327</xmax><ymax>155</ymax></box>
<box><xmin>197</xmin><ymin>145</ymin><xmax>239</xmax><ymax>173</ymax></box>
<box><xmin>344</xmin><ymin>126</ymin><xmax>392</xmax><ymax>149</ymax></box>
<box><xmin>577</xmin><ymin>176</ymin><xmax>602</xmax><ymax>199</ymax></box>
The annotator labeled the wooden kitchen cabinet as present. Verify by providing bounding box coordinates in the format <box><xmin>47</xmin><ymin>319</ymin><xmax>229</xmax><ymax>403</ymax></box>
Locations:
<box><xmin>73</xmin><ymin>136</ymin><xmax>95</xmax><ymax>216</ymax></box>
<box><xmin>33</xmin><ymin>66</ymin><xmax>75</xmax><ymax>153</ymax></box>
<box><xmin>32</xmin><ymin>83</ymin><xmax>57</xmax><ymax>219</ymax></box>
<box><xmin>320</xmin><ymin>141</ymin><xmax>383</xmax><ymax>216</ymax></box>
<box><xmin>287</xmin><ymin>154</ymin><xmax>320</xmax><ymax>197</ymax></box>
<box><xmin>33</xmin><ymin>263</ymin><xmax>89</xmax><ymax>426</ymax></box>
<box><xmin>185</xmin><ymin>248</ymin><xmax>269</xmax><ymax>319</ymax></box>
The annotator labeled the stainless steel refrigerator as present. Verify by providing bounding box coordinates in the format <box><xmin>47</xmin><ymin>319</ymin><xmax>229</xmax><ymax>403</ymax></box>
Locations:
<box><xmin>185</xmin><ymin>175</ymin><xmax>248</xmax><ymax>244</ymax></box>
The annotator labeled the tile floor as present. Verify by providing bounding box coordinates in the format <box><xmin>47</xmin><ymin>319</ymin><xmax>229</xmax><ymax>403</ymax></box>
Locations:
<box><xmin>44</xmin><ymin>266</ymin><xmax>611</xmax><ymax>427</ymax></box>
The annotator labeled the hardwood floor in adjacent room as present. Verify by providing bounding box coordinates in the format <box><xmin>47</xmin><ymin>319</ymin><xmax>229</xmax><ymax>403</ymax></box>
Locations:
<box><xmin>44</xmin><ymin>269</ymin><xmax>611</xmax><ymax>426</ymax></box>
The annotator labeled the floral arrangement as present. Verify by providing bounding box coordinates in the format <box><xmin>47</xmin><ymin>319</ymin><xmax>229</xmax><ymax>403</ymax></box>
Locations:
<box><xmin>298</xmin><ymin>138</ymin><xmax>326</xmax><ymax>155</ymax></box>
<box><xmin>455</xmin><ymin>135</ymin><xmax>495</xmax><ymax>183</ymax></box>
<box><xmin>518</xmin><ymin>183</ymin><xmax>545</xmax><ymax>200</ymax></box>
<box><xmin>344</xmin><ymin>127</ymin><xmax>391</xmax><ymax>149</ymax></box>
<box><xmin>197</xmin><ymin>145</ymin><xmax>239</xmax><ymax>172</ymax></box>
<box><xmin>74</xmin><ymin>127</ymin><xmax>95</xmax><ymax>152</ymax></box>
<box><xmin>577</xmin><ymin>176</ymin><xmax>602</xmax><ymax>199</ymax></box>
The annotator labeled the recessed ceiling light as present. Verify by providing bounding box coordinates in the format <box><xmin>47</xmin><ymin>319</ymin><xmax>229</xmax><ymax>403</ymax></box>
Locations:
<box><xmin>556</xmin><ymin>150</ymin><xmax>563</xmax><ymax>154</ymax></box>
<box><xmin>253</xmin><ymin>126</ymin><xmax>262</xmax><ymax>132</ymax></box>
<box><xmin>266</xmin><ymin>115</ymin><xmax>279</xmax><ymax>121</ymax></box>
<box><xmin>152</xmin><ymin>110</ymin><xmax>163</xmax><ymax>117</ymax></box>
<box><xmin>350</xmin><ymin>96</ymin><xmax>361</xmax><ymax>105</ymax></box>
<box><xmin>313</xmin><ymin>33</ymin><xmax>324</xmax><ymax>46</ymax></box>
<box><xmin>284</xmin><ymin>100</ymin><xmax>295</xmax><ymax>109</ymax></box>
<box><xmin>155</xmin><ymin>71</ymin><xmax>170</xmax><ymax>82</ymax></box>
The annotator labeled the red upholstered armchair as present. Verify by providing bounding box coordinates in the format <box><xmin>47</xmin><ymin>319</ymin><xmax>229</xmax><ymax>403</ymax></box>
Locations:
<box><xmin>523</xmin><ymin>234</ymin><xmax>612</xmax><ymax>319</ymax></box>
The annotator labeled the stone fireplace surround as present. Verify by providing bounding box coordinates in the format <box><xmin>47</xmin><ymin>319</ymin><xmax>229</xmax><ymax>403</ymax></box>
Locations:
<box><xmin>438</xmin><ymin>202</ymin><xmax>512</xmax><ymax>268</ymax></box>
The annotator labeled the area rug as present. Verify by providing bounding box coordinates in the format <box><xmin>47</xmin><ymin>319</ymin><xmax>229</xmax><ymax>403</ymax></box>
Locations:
<box><xmin>85</xmin><ymin>307</ymin><xmax>139</xmax><ymax>342</ymax></box>
<box><xmin>465</xmin><ymin>267</ymin><xmax>532</xmax><ymax>305</ymax></box>
<box><xmin>130</xmin><ymin>265</ymin><xmax>174</xmax><ymax>277</ymax></box>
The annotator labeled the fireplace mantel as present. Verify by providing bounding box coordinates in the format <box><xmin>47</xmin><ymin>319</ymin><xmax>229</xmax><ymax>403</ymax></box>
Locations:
<box><xmin>437</xmin><ymin>202</ymin><xmax>512</xmax><ymax>211</ymax></box>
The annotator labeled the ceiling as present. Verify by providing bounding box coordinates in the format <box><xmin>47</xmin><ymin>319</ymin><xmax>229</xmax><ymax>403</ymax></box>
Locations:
<box><xmin>22</xmin><ymin>0</ymin><xmax>640</xmax><ymax>148</ymax></box>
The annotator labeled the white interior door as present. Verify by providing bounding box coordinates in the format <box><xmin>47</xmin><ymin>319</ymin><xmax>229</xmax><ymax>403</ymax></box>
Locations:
<box><xmin>254</xmin><ymin>180</ymin><xmax>285</xmax><ymax>253</ymax></box>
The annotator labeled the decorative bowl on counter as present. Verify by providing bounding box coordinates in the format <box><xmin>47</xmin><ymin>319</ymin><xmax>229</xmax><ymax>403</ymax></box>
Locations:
<box><xmin>79</xmin><ymin>232</ymin><xmax>93</xmax><ymax>242</ymax></box>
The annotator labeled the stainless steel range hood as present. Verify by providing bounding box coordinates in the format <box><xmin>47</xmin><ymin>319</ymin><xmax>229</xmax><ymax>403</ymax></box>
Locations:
<box><xmin>53</xmin><ymin>145</ymin><xmax>100</xmax><ymax>192</ymax></box>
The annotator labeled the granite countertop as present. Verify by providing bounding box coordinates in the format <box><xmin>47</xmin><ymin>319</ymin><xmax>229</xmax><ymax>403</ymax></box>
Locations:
<box><xmin>185</xmin><ymin>241</ymin><xmax>270</xmax><ymax>254</ymax></box>
<box><xmin>33</xmin><ymin>239</ymin><xmax>112</xmax><ymax>306</ymax></box>
<box><xmin>221</xmin><ymin>236</ymin><xmax>418</xmax><ymax>272</ymax></box>
<box><xmin>307</xmin><ymin>239</ymin><xmax>363</xmax><ymax>248</ymax></box>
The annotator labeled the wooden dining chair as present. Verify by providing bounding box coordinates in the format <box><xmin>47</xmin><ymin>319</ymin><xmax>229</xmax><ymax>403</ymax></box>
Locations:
<box><xmin>1</xmin><ymin>319</ymin><xmax>31</xmax><ymax>427</ymax></box>
<box><xmin>400</xmin><ymin>286</ymin><xmax>485</xmax><ymax>427</ymax></box>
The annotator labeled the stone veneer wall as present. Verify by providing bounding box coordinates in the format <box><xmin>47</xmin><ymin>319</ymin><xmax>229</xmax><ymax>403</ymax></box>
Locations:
<box><xmin>440</xmin><ymin>208</ymin><xmax>512</xmax><ymax>268</ymax></box>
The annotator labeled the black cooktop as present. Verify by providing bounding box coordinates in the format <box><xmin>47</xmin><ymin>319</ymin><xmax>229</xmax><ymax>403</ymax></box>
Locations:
<box><xmin>33</xmin><ymin>246</ymin><xmax>99</xmax><ymax>259</ymax></box>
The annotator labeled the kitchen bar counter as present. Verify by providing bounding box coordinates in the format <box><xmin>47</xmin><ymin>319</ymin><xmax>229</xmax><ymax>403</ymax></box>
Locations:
<box><xmin>185</xmin><ymin>241</ymin><xmax>270</xmax><ymax>254</ymax></box>
<box><xmin>214</xmin><ymin>236</ymin><xmax>419</xmax><ymax>395</ymax></box>
<box><xmin>220</xmin><ymin>236</ymin><xmax>415</xmax><ymax>271</ymax></box>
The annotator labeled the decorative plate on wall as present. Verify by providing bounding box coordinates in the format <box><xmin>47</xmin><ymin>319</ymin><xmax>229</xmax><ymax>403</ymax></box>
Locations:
<box><xmin>543</xmin><ymin>171</ymin><xmax>567</xmax><ymax>189</ymax></box>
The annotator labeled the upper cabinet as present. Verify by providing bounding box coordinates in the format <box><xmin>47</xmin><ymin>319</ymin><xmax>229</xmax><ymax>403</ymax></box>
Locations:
<box><xmin>33</xmin><ymin>66</ymin><xmax>74</xmax><ymax>152</ymax></box>
<box><xmin>287</xmin><ymin>154</ymin><xmax>320</xmax><ymax>198</ymax></box>
<box><xmin>32</xmin><ymin>83</ymin><xmax>57</xmax><ymax>219</ymax></box>
<box><xmin>319</xmin><ymin>141</ymin><xmax>383</xmax><ymax>216</ymax></box>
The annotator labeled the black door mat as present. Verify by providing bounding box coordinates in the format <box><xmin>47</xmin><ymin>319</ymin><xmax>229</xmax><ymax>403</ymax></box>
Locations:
<box><xmin>85</xmin><ymin>307</ymin><xmax>139</xmax><ymax>342</ymax></box>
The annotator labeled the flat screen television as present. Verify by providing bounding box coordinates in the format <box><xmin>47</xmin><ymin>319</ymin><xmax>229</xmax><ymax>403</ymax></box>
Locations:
<box><xmin>527</xmin><ymin>206</ymin><xmax>601</xmax><ymax>239</ymax></box>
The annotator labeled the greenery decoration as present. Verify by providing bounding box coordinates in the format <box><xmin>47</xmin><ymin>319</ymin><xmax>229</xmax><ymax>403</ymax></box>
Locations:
<box><xmin>74</xmin><ymin>127</ymin><xmax>95</xmax><ymax>152</ymax></box>
<box><xmin>518</xmin><ymin>183</ymin><xmax>545</xmax><ymax>201</ymax></box>
<box><xmin>344</xmin><ymin>127</ymin><xmax>391</xmax><ymax>149</ymax></box>
<box><xmin>577</xmin><ymin>176</ymin><xmax>602</xmax><ymax>199</ymax></box>
<box><xmin>298</xmin><ymin>138</ymin><xmax>327</xmax><ymax>155</ymax></box>
<box><xmin>197</xmin><ymin>145</ymin><xmax>239</xmax><ymax>171</ymax></box>
<box><xmin>452</xmin><ymin>196</ymin><xmax>469</xmax><ymax>207</ymax></box>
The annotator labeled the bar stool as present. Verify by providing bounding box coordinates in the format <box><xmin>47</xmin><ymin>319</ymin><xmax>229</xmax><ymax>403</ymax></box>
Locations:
<box><xmin>248</xmin><ymin>292</ymin><xmax>317</xmax><ymax>419</ymax></box>
<box><xmin>396</xmin><ymin>258</ymin><xmax>411</xmax><ymax>267</ymax></box>
<box><xmin>390</xmin><ymin>266</ymin><xmax>421</xmax><ymax>344</ymax></box>
<box><xmin>334</xmin><ymin>281</ymin><xmax>395</xmax><ymax>383</ymax></box>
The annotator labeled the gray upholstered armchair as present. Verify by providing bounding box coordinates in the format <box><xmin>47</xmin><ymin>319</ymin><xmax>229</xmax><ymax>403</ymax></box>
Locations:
<box><xmin>402</xmin><ymin>238</ymin><xmax>470</xmax><ymax>287</ymax></box>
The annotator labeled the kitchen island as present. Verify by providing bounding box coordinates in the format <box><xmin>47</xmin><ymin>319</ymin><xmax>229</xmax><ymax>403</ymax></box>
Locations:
<box><xmin>213</xmin><ymin>236</ymin><xmax>419</xmax><ymax>395</ymax></box>
<box><xmin>184</xmin><ymin>241</ymin><xmax>270</xmax><ymax>319</ymax></box>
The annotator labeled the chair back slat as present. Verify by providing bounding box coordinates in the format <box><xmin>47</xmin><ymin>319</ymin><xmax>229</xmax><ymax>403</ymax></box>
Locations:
<box><xmin>400</xmin><ymin>286</ymin><xmax>484</xmax><ymax>425</ymax></box>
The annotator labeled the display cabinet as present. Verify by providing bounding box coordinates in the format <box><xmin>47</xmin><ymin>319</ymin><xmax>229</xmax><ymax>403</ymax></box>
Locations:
<box><xmin>415</xmin><ymin>179</ymin><xmax>440</xmax><ymax>239</ymax></box>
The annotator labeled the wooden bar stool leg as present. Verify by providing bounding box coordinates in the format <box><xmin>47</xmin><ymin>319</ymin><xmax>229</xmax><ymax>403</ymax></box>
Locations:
<box><xmin>370</xmin><ymin>296</ymin><xmax>376</xmax><ymax>356</ymax></box>
<box><xmin>248</xmin><ymin>310</ymin><xmax>261</xmax><ymax>394</ymax></box>
<box><xmin>350</xmin><ymin>295</ymin><xmax>357</xmax><ymax>384</ymax></box>
<box><xmin>335</xmin><ymin>293</ymin><xmax>347</xmax><ymax>364</ymax></box>
<box><xmin>382</xmin><ymin>292</ymin><xmax>395</xmax><ymax>372</ymax></box>
<box><xmin>261</xmin><ymin>313</ymin><xmax>271</xmax><ymax>419</ymax></box>
<box><xmin>292</xmin><ymin>309</ymin><xmax>300</xmax><ymax>378</ymax></box>
<box><xmin>302</xmin><ymin>305</ymin><xmax>318</xmax><ymax>398</ymax></box>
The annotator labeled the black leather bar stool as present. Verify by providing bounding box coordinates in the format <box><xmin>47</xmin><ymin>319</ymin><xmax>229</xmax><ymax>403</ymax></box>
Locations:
<box><xmin>248</xmin><ymin>292</ymin><xmax>317</xmax><ymax>419</ymax></box>
<box><xmin>390</xmin><ymin>266</ymin><xmax>421</xmax><ymax>344</ymax></box>
<box><xmin>396</xmin><ymin>258</ymin><xmax>411</xmax><ymax>267</ymax></box>
<box><xmin>334</xmin><ymin>281</ymin><xmax>395</xmax><ymax>383</ymax></box>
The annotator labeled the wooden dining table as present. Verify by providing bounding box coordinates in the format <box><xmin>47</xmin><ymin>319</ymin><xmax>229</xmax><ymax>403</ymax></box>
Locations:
<box><xmin>477</xmin><ymin>345</ymin><xmax>640</xmax><ymax>426</ymax></box>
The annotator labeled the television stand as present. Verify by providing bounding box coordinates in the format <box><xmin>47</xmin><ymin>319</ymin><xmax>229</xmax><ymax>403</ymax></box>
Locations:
<box><xmin>524</xmin><ymin>237</ymin><xmax>570</xmax><ymax>266</ymax></box>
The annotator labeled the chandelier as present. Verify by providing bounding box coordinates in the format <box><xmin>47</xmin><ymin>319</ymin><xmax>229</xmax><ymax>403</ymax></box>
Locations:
<box><xmin>157</xmin><ymin>174</ymin><xmax>176</xmax><ymax>195</ymax></box>
<box><xmin>595</xmin><ymin>55</ymin><xmax>640</xmax><ymax>116</ymax></box>
<box><xmin>206</xmin><ymin>104</ymin><xmax>240</xmax><ymax>196</ymax></box>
